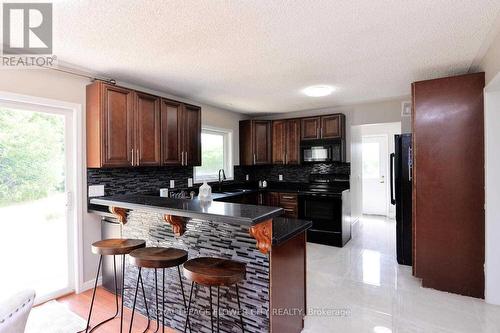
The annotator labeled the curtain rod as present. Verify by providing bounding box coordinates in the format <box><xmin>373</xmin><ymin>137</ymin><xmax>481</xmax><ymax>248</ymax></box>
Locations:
<box><xmin>45</xmin><ymin>65</ymin><xmax>116</xmax><ymax>85</ymax></box>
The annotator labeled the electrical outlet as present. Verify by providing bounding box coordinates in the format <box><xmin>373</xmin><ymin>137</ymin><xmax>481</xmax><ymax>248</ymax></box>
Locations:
<box><xmin>170</xmin><ymin>180</ymin><xmax>175</xmax><ymax>188</ymax></box>
<box><xmin>88</xmin><ymin>185</ymin><xmax>105</xmax><ymax>197</ymax></box>
<box><xmin>279</xmin><ymin>174</ymin><xmax>283</xmax><ymax>181</ymax></box>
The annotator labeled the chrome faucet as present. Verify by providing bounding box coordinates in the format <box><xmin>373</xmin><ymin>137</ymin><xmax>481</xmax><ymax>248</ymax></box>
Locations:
<box><xmin>218</xmin><ymin>169</ymin><xmax>226</xmax><ymax>192</ymax></box>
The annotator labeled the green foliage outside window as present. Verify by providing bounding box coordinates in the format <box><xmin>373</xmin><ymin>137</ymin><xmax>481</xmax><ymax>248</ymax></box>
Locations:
<box><xmin>196</xmin><ymin>132</ymin><xmax>224</xmax><ymax>179</ymax></box>
<box><xmin>0</xmin><ymin>108</ymin><xmax>65</xmax><ymax>206</ymax></box>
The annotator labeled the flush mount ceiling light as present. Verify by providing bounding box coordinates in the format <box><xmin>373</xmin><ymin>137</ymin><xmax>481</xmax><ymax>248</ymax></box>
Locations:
<box><xmin>302</xmin><ymin>85</ymin><xmax>336</xmax><ymax>97</ymax></box>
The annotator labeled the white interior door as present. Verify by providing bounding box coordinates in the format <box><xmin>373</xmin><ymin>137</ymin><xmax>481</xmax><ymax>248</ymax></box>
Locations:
<box><xmin>0</xmin><ymin>103</ymin><xmax>76</xmax><ymax>303</ymax></box>
<box><xmin>362</xmin><ymin>135</ymin><xmax>388</xmax><ymax>215</ymax></box>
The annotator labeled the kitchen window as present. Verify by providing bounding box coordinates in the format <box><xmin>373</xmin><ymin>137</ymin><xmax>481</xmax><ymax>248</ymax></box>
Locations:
<box><xmin>194</xmin><ymin>127</ymin><xmax>233</xmax><ymax>183</ymax></box>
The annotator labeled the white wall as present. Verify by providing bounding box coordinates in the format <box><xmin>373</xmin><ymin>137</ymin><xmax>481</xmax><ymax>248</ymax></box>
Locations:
<box><xmin>256</xmin><ymin>97</ymin><xmax>408</xmax><ymax>161</ymax></box>
<box><xmin>484</xmin><ymin>75</ymin><xmax>500</xmax><ymax>305</ymax></box>
<box><xmin>350</xmin><ymin>125</ymin><xmax>362</xmax><ymax>226</ymax></box>
<box><xmin>478</xmin><ymin>24</ymin><xmax>500</xmax><ymax>305</ymax></box>
<box><xmin>0</xmin><ymin>69</ymin><xmax>247</xmax><ymax>287</ymax></box>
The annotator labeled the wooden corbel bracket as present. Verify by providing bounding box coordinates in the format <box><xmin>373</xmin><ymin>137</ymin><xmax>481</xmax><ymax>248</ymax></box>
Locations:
<box><xmin>249</xmin><ymin>219</ymin><xmax>273</xmax><ymax>254</ymax></box>
<box><xmin>109</xmin><ymin>206</ymin><xmax>128</xmax><ymax>224</ymax></box>
<box><xmin>163</xmin><ymin>215</ymin><xmax>189</xmax><ymax>236</ymax></box>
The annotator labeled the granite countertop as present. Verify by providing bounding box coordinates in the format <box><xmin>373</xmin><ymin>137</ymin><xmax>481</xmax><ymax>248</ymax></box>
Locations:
<box><xmin>90</xmin><ymin>194</ymin><xmax>283</xmax><ymax>226</ymax></box>
<box><xmin>272</xmin><ymin>217</ymin><xmax>312</xmax><ymax>245</ymax></box>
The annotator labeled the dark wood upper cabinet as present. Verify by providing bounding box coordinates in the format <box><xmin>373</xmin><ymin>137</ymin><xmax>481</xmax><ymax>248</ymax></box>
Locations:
<box><xmin>87</xmin><ymin>81</ymin><xmax>201</xmax><ymax>168</ymax></box>
<box><xmin>301</xmin><ymin>117</ymin><xmax>320</xmax><ymax>140</ymax></box>
<box><xmin>285</xmin><ymin>119</ymin><xmax>300</xmax><ymax>165</ymax></box>
<box><xmin>239</xmin><ymin>120</ymin><xmax>271</xmax><ymax>166</ymax></box>
<box><xmin>87</xmin><ymin>82</ymin><xmax>134</xmax><ymax>168</ymax></box>
<box><xmin>272</xmin><ymin>120</ymin><xmax>286</xmax><ymax>164</ymax></box>
<box><xmin>183</xmin><ymin>104</ymin><xmax>202</xmax><ymax>166</ymax></box>
<box><xmin>272</xmin><ymin>119</ymin><xmax>300</xmax><ymax>165</ymax></box>
<box><xmin>160</xmin><ymin>99</ymin><xmax>182</xmax><ymax>165</ymax></box>
<box><xmin>301</xmin><ymin>114</ymin><xmax>344</xmax><ymax>140</ymax></box>
<box><xmin>135</xmin><ymin>92</ymin><xmax>161</xmax><ymax>166</ymax></box>
<box><xmin>321</xmin><ymin>114</ymin><xmax>343</xmax><ymax>139</ymax></box>
<box><xmin>253</xmin><ymin>120</ymin><xmax>272</xmax><ymax>164</ymax></box>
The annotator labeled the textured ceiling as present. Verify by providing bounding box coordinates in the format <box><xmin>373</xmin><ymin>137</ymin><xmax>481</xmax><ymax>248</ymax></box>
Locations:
<box><xmin>51</xmin><ymin>0</ymin><xmax>500</xmax><ymax>114</ymax></box>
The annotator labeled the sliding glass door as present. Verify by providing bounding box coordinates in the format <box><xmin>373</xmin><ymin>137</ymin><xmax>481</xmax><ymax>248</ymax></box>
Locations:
<box><xmin>0</xmin><ymin>104</ymin><xmax>75</xmax><ymax>302</ymax></box>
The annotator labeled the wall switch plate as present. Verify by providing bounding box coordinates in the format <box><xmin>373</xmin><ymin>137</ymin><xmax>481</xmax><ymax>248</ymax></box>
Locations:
<box><xmin>88</xmin><ymin>185</ymin><xmax>105</xmax><ymax>197</ymax></box>
<box><xmin>279</xmin><ymin>174</ymin><xmax>283</xmax><ymax>181</ymax></box>
<box><xmin>246</xmin><ymin>174</ymin><xmax>249</xmax><ymax>181</ymax></box>
<box><xmin>188</xmin><ymin>178</ymin><xmax>193</xmax><ymax>187</ymax></box>
<box><xmin>170</xmin><ymin>180</ymin><xmax>175</xmax><ymax>188</ymax></box>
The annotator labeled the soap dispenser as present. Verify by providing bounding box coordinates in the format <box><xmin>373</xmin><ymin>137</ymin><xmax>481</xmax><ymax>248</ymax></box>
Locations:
<box><xmin>198</xmin><ymin>181</ymin><xmax>212</xmax><ymax>201</ymax></box>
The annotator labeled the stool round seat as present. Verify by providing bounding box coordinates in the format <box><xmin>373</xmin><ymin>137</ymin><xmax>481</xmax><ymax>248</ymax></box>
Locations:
<box><xmin>183</xmin><ymin>257</ymin><xmax>246</xmax><ymax>286</ymax></box>
<box><xmin>91</xmin><ymin>238</ymin><xmax>146</xmax><ymax>256</ymax></box>
<box><xmin>129</xmin><ymin>247</ymin><xmax>188</xmax><ymax>268</ymax></box>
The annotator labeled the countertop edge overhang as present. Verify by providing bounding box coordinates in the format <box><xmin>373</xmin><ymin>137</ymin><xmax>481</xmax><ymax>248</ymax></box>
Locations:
<box><xmin>90</xmin><ymin>195</ymin><xmax>283</xmax><ymax>226</ymax></box>
<box><xmin>90</xmin><ymin>195</ymin><xmax>312</xmax><ymax>249</ymax></box>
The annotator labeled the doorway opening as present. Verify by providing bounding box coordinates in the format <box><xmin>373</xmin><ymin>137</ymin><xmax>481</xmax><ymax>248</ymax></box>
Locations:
<box><xmin>360</xmin><ymin>122</ymin><xmax>401</xmax><ymax>218</ymax></box>
<box><xmin>0</xmin><ymin>92</ymin><xmax>82</xmax><ymax>304</ymax></box>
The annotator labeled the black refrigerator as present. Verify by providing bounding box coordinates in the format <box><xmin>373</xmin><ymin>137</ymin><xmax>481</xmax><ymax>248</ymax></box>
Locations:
<box><xmin>390</xmin><ymin>134</ymin><xmax>413</xmax><ymax>266</ymax></box>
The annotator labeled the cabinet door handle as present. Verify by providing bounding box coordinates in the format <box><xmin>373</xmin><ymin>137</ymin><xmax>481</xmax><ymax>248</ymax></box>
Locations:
<box><xmin>253</xmin><ymin>154</ymin><xmax>256</xmax><ymax>165</ymax></box>
<box><xmin>185</xmin><ymin>151</ymin><xmax>188</xmax><ymax>165</ymax></box>
<box><xmin>136</xmin><ymin>149</ymin><xmax>139</xmax><ymax>166</ymax></box>
<box><xmin>285</xmin><ymin>152</ymin><xmax>288</xmax><ymax>164</ymax></box>
<box><xmin>131</xmin><ymin>148</ymin><xmax>134</xmax><ymax>166</ymax></box>
<box><xmin>181</xmin><ymin>152</ymin><xmax>184</xmax><ymax>166</ymax></box>
<box><xmin>320</xmin><ymin>127</ymin><xmax>323</xmax><ymax>138</ymax></box>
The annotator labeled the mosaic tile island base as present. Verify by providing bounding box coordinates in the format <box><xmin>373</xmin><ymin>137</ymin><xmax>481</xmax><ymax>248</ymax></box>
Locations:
<box><xmin>91</xmin><ymin>195</ymin><xmax>309</xmax><ymax>333</ymax></box>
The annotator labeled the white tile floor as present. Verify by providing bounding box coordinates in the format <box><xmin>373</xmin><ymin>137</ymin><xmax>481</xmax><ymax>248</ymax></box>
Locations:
<box><xmin>303</xmin><ymin>215</ymin><xmax>500</xmax><ymax>333</ymax></box>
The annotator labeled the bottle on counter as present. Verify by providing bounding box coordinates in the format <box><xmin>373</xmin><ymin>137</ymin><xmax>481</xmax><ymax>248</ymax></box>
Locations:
<box><xmin>258</xmin><ymin>180</ymin><xmax>263</xmax><ymax>188</ymax></box>
<box><xmin>262</xmin><ymin>180</ymin><xmax>267</xmax><ymax>188</ymax></box>
<box><xmin>198</xmin><ymin>181</ymin><xmax>212</xmax><ymax>201</ymax></box>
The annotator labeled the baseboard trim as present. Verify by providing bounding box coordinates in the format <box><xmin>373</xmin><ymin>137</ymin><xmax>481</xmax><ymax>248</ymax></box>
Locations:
<box><xmin>80</xmin><ymin>276</ymin><xmax>102</xmax><ymax>293</ymax></box>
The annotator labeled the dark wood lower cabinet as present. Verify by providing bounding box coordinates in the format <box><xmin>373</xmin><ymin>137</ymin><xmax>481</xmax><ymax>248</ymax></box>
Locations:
<box><xmin>270</xmin><ymin>232</ymin><xmax>306</xmax><ymax>333</ymax></box>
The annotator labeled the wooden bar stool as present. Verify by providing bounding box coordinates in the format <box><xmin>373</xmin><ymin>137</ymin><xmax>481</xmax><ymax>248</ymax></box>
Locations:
<box><xmin>128</xmin><ymin>247</ymin><xmax>190</xmax><ymax>333</ymax></box>
<box><xmin>182</xmin><ymin>257</ymin><xmax>246</xmax><ymax>333</ymax></box>
<box><xmin>86</xmin><ymin>238</ymin><xmax>146</xmax><ymax>333</ymax></box>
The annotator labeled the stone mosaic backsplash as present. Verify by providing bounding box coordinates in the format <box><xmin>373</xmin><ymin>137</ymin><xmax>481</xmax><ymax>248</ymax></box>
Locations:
<box><xmin>235</xmin><ymin>162</ymin><xmax>350</xmax><ymax>183</ymax></box>
<box><xmin>87</xmin><ymin>167</ymin><xmax>193</xmax><ymax>196</ymax></box>
<box><xmin>122</xmin><ymin>210</ymin><xmax>270</xmax><ymax>333</ymax></box>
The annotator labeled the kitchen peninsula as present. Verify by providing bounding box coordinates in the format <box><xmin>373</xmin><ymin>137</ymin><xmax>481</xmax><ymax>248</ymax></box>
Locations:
<box><xmin>91</xmin><ymin>194</ymin><xmax>311</xmax><ymax>333</ymax></box>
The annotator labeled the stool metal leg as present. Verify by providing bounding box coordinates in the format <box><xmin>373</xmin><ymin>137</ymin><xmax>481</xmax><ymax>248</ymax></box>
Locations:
<box><xmin>128</xmin><ymin>267</ymin><xmax>142</xmax><ymax>333</ymax></box>
<box><xmin>183</xmin><ymin>282</ymin><xmax>195</xmax><ymax>333</ymax></box>
<box><xmin>217</xmin><ymin>286</ymin><xmax>220</xmax><ymax>333</ymax></box>
<box><xmin>139</xmin><ymin>272</ymin><xmax>151</xmax><ymax>333</ymax></box>
<box><xmin>153</xmin><ymin>268</ymin><xmax>159</xmax><ymax>333</ymax></box>
<box><xmin>235</xmin><ymin>284</ymin><xmax>245</xmax><ymax>333</ymax></box>
<box><xmin>162</xmin><ymin>269</ymin><xmax>165</xmax><ymax>333</ymax></box>
<box><xmin>209</xmin><ymin>287</ymin><xmax>214</xmax><ymax>333</ymax></box>
<box><xmin>120</xmin><ymin>254</ymin><xmax>126</xmax><ymax>333</ymax></box>
<box><xmin>86</xmin><ymin>255</ymin><xmax>121</xmax><ymax>333</ymax></box>
<box><xmin>85</xmin><ymin>255</ymin><xmax>102</xmax><ymax>333</ymax></box>
<box><xmin>177</xmin><ymin>266</ymin><xmax>191</xmax><ymax>333</ymax></box>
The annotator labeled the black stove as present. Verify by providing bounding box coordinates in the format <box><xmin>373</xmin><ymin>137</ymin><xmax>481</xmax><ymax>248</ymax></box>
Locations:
<box><xmin>299</xmin><ymin>173</ymin><xmax>351</xmax><ymax>247</ymax></box>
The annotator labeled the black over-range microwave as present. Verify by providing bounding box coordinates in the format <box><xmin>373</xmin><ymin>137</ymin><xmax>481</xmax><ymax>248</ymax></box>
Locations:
<box><xmin>300</xmin><ymin>140</ymin><xmax>343</xmax><ymax>163</ymax></box>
